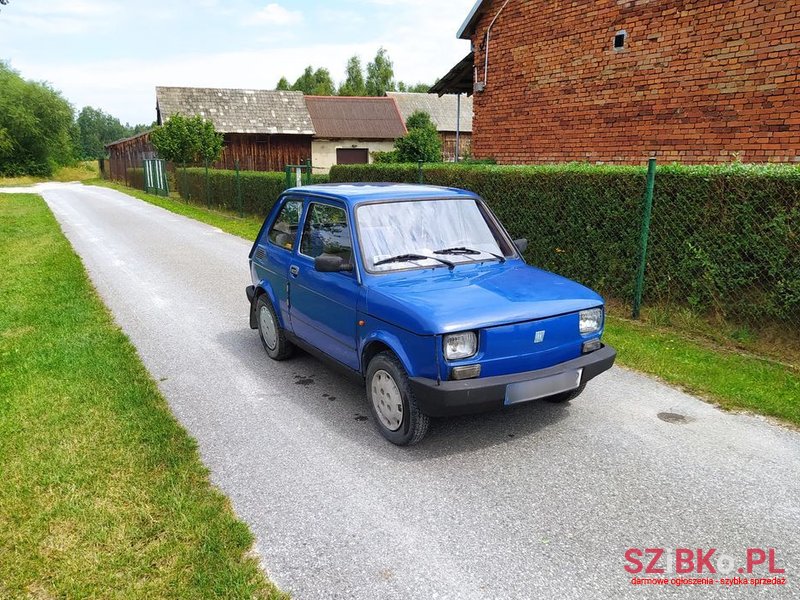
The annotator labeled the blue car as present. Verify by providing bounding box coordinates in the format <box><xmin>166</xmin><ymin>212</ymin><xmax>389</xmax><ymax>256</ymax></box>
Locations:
<box><xmin>247</xmin><ymin>184</ymin><xmax>616</xmax><ymax>445</ymax></box>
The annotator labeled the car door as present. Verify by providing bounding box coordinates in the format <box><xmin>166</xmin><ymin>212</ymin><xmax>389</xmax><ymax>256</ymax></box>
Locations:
<box><xmin>252</xmin><ymin>197</ymin><xmax>303</xmax><ymax>330</ymax></box>
<box><xmin>289</xmin><ymin>200</ymin><xmax>361</xmax><ymax>370</ymax></box>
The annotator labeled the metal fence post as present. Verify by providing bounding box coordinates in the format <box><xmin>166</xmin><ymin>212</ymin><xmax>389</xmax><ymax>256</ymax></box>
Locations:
<box><xmin>632</xmin><ymin>158</ymin><xmax>657</xmax><ymax>319</ymax></box>
<box><xmin>182</xmin><ymin>163</ymin><xmax>188</xmax><ymax>203</ymax></box>
<box><xmin>235</xmin><ymin>159</ymin><xmax>243</xmax><ymax>217</ymax></box>
<box><xmin>305</xmin><ymin>158</ymin><xmax>312</xmax><ymax>185</ymax></box>
<box><xmin>204</xmin><ymin>157</ymin><xmax>210</xmax><ymax>208</ymax></box>
<box><xmin>417</xmin><ymin>160</ymin><xmax>424</xmax><ymax>184</ymax></box>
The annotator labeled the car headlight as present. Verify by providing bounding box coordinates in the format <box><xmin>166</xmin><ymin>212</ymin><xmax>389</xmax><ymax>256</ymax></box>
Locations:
<box><xmin>444</xmin><ymin>332</ymin><xmax>478</xmax><ymax>360</ymax></box>
<box><xmin>579</xmin><ymin>308</ymin><xmax>604</xmax><ymax>334</ymax></box>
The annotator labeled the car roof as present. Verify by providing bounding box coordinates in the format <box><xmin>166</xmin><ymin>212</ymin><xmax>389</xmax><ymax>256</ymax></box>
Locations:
<box><xmin>284</xmin><ymin>183</ymin><xmax>478</xmax><ymax>205</ymax></box>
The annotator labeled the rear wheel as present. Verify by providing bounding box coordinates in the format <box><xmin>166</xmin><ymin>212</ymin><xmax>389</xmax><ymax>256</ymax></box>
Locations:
<box><xmin>545</xmin><ymin>383</ymin><xmax>586</xmax><ymax>403</ymax></box>
<box><xmin>256</xmin><ymin>295</ymin><xmax>293</xmax><ymax>360</ymax></box>
<box><xmin>366</xmin><ymin>352</ymin><xmax>429</xmax><ymax>446</ymax></box>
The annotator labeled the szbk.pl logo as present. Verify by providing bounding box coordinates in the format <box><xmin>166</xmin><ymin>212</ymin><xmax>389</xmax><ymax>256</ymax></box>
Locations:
<box><xmin>624</xmin><ymin>548</ymin><xmax>788</xmax><ymax>588</ymax></box>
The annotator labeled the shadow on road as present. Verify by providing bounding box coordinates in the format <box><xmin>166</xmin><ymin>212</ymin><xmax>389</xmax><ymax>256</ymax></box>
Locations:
<box><xmin>217</xmin><ymin>328</ymin><xmax>571</xmax><ymax>458</ymax></box>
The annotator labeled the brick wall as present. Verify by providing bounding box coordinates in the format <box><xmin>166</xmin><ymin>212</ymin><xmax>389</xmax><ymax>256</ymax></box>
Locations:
<box><xmin>470</xmin><ymin>0</ymin><xmax>800</xmax><ymax>164</ymax></box>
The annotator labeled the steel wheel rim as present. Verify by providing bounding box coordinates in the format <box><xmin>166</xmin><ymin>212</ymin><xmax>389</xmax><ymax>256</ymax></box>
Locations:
<box><xmin>371</xmin><ymin>369</ymin><xmax>404</xmax><ymax>432</ymax></box>
<box><xmin>259</xmin><ymin>305</ymin><xmax>277</xmax><ymax>351</ymax></box>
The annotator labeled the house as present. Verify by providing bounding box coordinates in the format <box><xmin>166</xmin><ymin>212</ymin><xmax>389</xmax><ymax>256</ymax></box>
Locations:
<box><xmin>387</xmin><ymin>92</ymin><xmax>473</xmax><ymax>161</ymax></box>
<box><xmin>106</xmin><ymin>87</ymin><xmax>315</xmax><ymax>182</ymax></box>
<box><xmin>304</xmin><ymin>96</ymin><xmax>406</xmax><ymax>171</ymax></box>
<box><xmin>444</xmin><ymin>0</ymin><xmax>800</xmax><ymax>164</ymax></box>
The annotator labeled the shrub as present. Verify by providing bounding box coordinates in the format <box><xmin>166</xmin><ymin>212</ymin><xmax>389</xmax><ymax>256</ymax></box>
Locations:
<box><xmin>126</xmin><ymin>167</ymin><xmax>145</xmax><ymax>191</ymax></box>
<box><xmin>174</xmin><ymin>167</ymin><xmax>286</xmax><ymax>216</ymax></box>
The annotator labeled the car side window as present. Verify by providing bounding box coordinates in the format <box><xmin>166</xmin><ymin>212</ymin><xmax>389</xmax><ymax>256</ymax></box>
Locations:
<box><xmin>300</xmin><ymin>203</ymin><xmax>353</xmax><ymax>265</ymax></box>
<box><xmin>268</xmin><ymin>200</ymin><xmax>303</xmax><ymax>251</ymax></box>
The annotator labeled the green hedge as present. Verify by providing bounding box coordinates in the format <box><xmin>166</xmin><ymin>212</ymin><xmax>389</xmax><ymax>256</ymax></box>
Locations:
<box><xmin>172</xmin><ymin>168</ymin><xmax>330</xmax><ymax>217</ymax></box>
<box><xmin>126</xmin><ymin>167</ymin><xmax>145</xmax><ymax>190</ymax></box>
<box><xmin>173</xmin><ymin>168</ymin><xmax>285</xmax><ymax>216</ymax></box>
<box><xmin>329</xmin><ymin>162</ymin><xmax>800</xmax><ymax>326</ymax></box>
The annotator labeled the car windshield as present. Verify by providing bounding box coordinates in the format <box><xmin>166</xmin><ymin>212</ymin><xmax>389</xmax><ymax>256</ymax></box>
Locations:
<box><xmin>357</xmin><ymin>199</ymin><xmax>508</xmax><ymax>273</ymax></box>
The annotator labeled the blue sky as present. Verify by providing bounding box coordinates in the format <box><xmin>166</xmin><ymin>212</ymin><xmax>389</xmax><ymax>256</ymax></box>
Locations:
<box><xmin>0</xmin><ymin>0</ymin><xmax>476</xmax><ymax>125</ymax></box>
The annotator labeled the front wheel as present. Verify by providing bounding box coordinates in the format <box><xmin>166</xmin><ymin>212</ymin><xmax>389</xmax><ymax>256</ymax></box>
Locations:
<box><xmin>256</xmin><ymin>295</ymin><xmax>293</xmax><ymax>360</ymax></box>
<box><xmin>366</xmin><ymin>352</ymin><xmax>429</xmax><ymax>446</ymax></box>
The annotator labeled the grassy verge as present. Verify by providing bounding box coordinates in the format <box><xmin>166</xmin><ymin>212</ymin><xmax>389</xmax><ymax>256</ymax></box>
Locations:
<box><xmin>0</xmin><ymin>161</ymin><xmax>100</xmax><ymax>187</ymax></box>
<box><xmin>85</xmin><ymin>182</ymin><xmax>799</xmax><ymax>428</ymax></box>
<box><xmin>605</xmin><ymin>316</ymin><xmax>799</xmax><ymax>426</ymax></box>
<box><xmin>0</xmin><ymin>194</ymin><xmax>286</xmax><ymax>599</ymax></box>
<box><xmin>87</xmin><ymin>179</ymin><xmax>263</xmax><ymax>240</ymax></box>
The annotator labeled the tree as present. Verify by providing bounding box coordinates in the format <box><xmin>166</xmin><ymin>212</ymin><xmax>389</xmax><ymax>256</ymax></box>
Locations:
<box><xmin>365</xmin><ymin>47</ymin><xmax>395</xmax><ymax>96</ymax></box>
<box><xmin>393</xmin><ymin>110</ymin><xmax>442</xmax><ymax>163</ymax></box>
<box><xmin>405</xmin><ymin>110</ymin><xmax>436</xmax><ymax>131</ymax></box>
<box><xmin>149</xmin><ymin>114</ymin><xmax>223</xmax><ymax>166</ymax></box>
<box><xmin>291</xmin><ymin>66</ymin><xmax>335</xmax><ymax>96</ymax></box>
<box><xmin>397</xmin><ymin>81</ymin><xmax>432</xmax><ymax>93</ymax></box>
<box><xmin>338</xmin><ymin>56</ymin><xmax>367</xmax><ymax>96</ymax></box>
<box><xmin>0</xmin><ymin>62</ymin><xmax>76</xmax><ymax>176</ymax></box>
<box><xmin>76</xmin><ymin>106</ymin><xmax>129</xmax><ymax>159</ymax></box>
<box><xmin>275</xmin><ymin>76</ymin><xmax>291</xmax><ymax>91</ymax></box>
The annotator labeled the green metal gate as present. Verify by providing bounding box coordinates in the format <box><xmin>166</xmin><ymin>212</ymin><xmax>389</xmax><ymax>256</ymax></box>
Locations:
<box><xmin>284</xmin><ymin>160</ymin><xmax>312</xmax><ymax>189</ymax></box>
<box><xmin>143</xmin><ymin>159</ymin><xmax>169</xmax><ymax>197</ymax></box>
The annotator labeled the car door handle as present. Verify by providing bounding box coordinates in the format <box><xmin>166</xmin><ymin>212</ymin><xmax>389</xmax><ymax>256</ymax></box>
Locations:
<box><xmin>289</xmin><ymin>265</ymin><xmax>300</xmax><ymax>277</ymax></box>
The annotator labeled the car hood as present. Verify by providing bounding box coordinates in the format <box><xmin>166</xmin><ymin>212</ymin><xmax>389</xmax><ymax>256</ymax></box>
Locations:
<box><xmin>365</xmin><ymin>262</ymin><xmax>604</xmax><ymax>334</ymax></box>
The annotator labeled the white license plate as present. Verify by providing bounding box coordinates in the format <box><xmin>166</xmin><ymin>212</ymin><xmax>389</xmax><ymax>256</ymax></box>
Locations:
<box><xmin>504</xmin><ymin>368</ymin><xmax>583</xmax><ymax>405</ymax></box>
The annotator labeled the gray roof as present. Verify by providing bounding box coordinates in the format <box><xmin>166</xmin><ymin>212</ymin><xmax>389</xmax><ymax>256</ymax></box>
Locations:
<box><xmin>387</xmin><ymin>92</ymin><xmax>473</xmax><ymax>133</ymax></box>
<box><xmin>155</xmin><ymin>86</ymin><xmax>315</xmax><ymax>135</ymax></box>
<box><xmin>457</xmin><ymin>0</ymin><xmax>487</xmax><ymax>39</ymax></box>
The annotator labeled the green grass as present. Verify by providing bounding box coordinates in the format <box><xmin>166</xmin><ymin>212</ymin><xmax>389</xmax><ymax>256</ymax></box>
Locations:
<box><xmin>0</xmin><ymin>161</ymin><xmax>100</xmax><ymax>187</ymax></box>
<box><xmin>88</xmin><ymin>179</ymin><xmax>263</xmax><ymax>240</ymax></box>
<box><xmin>83</xmin><ymin>182</ymin><xmax>800</xmax><ymax>428</ymax></box>
<box><xmin>605</xmin><ymin>316</ymin><xmax>799</xmax><ymax>426</ymax></box>
<box><xmin>0</xmin><ymin>194</ymin><xmax>287</xmax><ymax>599</ymax></box>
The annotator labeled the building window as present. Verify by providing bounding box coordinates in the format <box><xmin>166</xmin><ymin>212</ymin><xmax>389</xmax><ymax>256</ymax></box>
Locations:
<box><xmin>614</xmin><ymin>30</ymin><xmax>627</xmax><ymax>51</ymax></box>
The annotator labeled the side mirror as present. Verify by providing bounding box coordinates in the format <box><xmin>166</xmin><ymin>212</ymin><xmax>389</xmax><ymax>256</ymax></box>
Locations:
<box><xmin>314</xmin><ymin>255</ymin><xmax>353</xmax><ymax>272</ymax></box>
<box><xmin>514</xmin><ymin>238</ymin><xmax>528</xmax><ymax>254</ymax></box>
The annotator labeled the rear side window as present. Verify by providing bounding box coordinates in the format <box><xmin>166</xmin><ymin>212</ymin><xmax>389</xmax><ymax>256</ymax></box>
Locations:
<box><xmin>300</xmin><ymin>203</ymin><xmax>353</xmax><ymax>264</ymax></box>
<box><xmin>268</xmin><ymin>200</ymin><xmax>303</xmax><ymax>251</ymax></box>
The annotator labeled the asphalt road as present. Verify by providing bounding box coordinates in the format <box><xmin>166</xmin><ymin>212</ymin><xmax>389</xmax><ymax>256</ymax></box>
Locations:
<box><xmin>18</xmin><ymin>183</ymin><xmax>800</xmax><ymax>598</ymax></box>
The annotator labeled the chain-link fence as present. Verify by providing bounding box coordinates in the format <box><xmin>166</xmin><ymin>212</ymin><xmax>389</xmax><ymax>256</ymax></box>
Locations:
<box><xmin>122</xmin><ymin>161</ymin><xmax>329</xmax><ymax>217</ymax></box>
<box><xmin>328</xmin><ymin>161</ymin><xmax>800</xmax><ymax>364</ymax></box>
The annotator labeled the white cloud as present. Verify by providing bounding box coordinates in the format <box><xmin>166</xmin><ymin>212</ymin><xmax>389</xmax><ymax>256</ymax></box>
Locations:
<box><xmin>249</xmin><ymin>3</ymin><xmax>303</xmax><ymax>26</ymax></box>
<box><xmin>5</xmin><ymin>0</ymin><xmax>477</xmax><ymax>124</ymax></box>
<box><xmin>0</xmin><ymin>0</ymin><xmax>120</xmax><ymax>34</ymax></box>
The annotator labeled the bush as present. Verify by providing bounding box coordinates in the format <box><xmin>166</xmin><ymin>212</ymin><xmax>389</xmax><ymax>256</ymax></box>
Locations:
<box><xmin>126</xmin><ymin>167</ymin><xmax>145</xmax><ymax>191</ymax></box>
<box><xmin>0</xmin><ymin>62</ymin><xmax>76</xmax><ymax>176</ymax></box>
<box><xmin>174</xmin><ymin>167</ymin><xmax>286</xmax><ymax>216</ymax></box>
<box><xmin>329</xmin><ymin>162</ymin><xmax>800</xmax><ymax>327</ymax></box>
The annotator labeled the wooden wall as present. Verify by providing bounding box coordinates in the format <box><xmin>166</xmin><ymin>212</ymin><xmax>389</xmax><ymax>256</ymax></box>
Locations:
<box><xmin>215</xmin><ymin>134</ymin><xmax>313</xmax><ymax>171</ymax></box>
<box><xmin>441</xmin><ymin>132</ymin><xmax>472</xmax><ymax>162</ymax></box>
<box><xmin>106</xmin><ymin>132</ymin><xmax>313</xmax><ymax>184</ymax></box>
<box><xmin>107</xmin><ymin>132</ymin><xmax>155</xmax><ymax>183</ymax></box>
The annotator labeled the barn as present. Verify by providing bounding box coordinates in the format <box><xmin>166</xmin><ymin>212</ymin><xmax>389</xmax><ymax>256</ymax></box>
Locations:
<box><xmin>446</xmin><ymin>0</ymin><xmax>800</xmax><ymax>164</ymax></box>
<box><xmin>106</xmin><ymin>87</ymin><xmax>315</xmax><ymax>181</ymax></box>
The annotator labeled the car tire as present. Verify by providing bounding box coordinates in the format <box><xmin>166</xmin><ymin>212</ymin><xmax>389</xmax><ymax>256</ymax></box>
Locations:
<box><xmin>366</xmin><ymin>352</ymin><xmax>430</xmax><ymax>446</ymax></box>
<box><xmin>256</xmin><ymin>294</ymin><xmax>293</xmax><ymax>361</ymax></box>
<box><xmin>544</xmin><ymin>383</ymin><xmax>586</xmax><ymax>403</ymax></box>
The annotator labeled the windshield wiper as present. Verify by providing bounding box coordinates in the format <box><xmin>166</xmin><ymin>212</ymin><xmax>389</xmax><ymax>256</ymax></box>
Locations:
<box><xmin>434</xmin><ymin>246</ymin><xmax>506</xmax><ymax>263</ymax></box>
<box><xmin>374</xmin><ymin>253</ymin><xmax>455</xmax><ymax>270</ymax></box>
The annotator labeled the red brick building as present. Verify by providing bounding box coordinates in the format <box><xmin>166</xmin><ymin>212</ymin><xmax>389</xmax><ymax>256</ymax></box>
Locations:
<box><xmin>451</xmin><ymin>0</ymin><xmax>800</xmax><ymax>164</ymax></box>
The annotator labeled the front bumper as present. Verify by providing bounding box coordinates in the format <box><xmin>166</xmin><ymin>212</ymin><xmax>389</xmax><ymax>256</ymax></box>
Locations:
<box><xmin>410</xmin><ymin>345</ymin><xmax>616</xmax><ymax>417</ymax></box>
